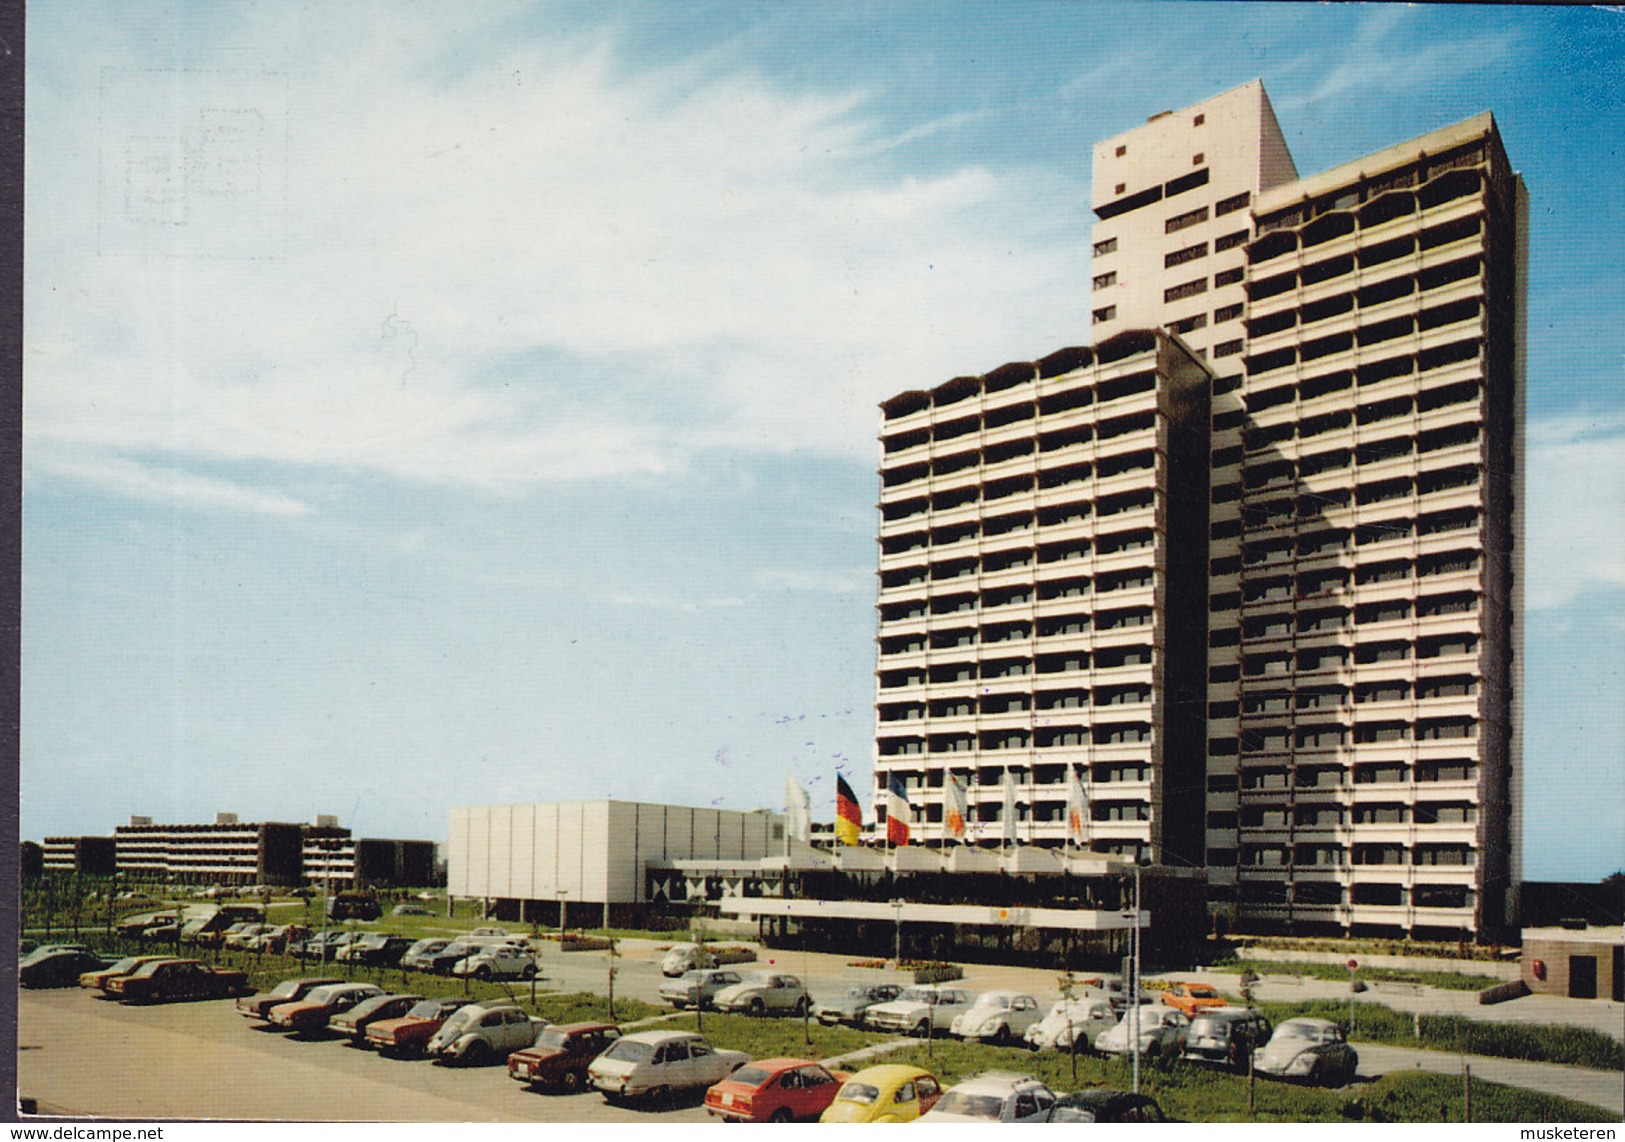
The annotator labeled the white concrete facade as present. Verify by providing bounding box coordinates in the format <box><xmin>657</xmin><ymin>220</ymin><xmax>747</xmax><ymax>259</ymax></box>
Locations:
<box><xmin>447</xmin><ymin>801</ymin><xmax>783</xmax><ymax>906</ymax></box>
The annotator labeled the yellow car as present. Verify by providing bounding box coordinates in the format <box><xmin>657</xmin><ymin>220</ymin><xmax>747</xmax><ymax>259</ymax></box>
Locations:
<box><xmin>819</xmin><ymin>1064</ymin><xmax>944</xmax><ymax>1123</ymax></box>
<box><xmin>80</xmin><ymin>955</ymin><xmax>178</xmax><ymax>992</ymax></box>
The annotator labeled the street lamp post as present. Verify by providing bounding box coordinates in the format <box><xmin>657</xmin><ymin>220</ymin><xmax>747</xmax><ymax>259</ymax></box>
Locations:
<box><xmin>1130</xmin><ymin>855</ymin><xmax>1151</xmax><ymax>1096</ymax></box>
<box><xmin>557</xmin><ymin>889</ymin><xmax>569</xmax><ymax>937</ymax></box>
<box><xmin>890</xmin><ymin>899</ymin><xmax>904</xmax><ymax>965</ymax></box>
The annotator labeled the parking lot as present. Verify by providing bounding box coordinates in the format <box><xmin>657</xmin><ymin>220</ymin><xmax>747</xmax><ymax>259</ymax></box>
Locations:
<box><xmin>18</xmin><ymin>933</ymin><xmax>1625</xmax><ymax>1121</ymax></box>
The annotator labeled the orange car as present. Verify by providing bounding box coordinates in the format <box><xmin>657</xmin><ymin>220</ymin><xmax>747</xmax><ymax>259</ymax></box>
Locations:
<box><xmin>706</xmin><ymin>1058</ymin><xmax>851</xmax><ymax>1123</ymax></box>
<box><xmin>1160</xmin><ymin>982</ymin><xmax>1227</xmax><ymax>1016</ymax></box>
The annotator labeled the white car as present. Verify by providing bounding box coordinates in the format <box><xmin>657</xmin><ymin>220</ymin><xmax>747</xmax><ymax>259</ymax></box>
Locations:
<box><xmin>660</xmin><ymin>942</ymin><xmax>718</xmax><ymax>977</ymax></box>
<box><xmin>426</xmin><ymin>1002</ymin><xmax>546</xmax><ymax>1064</ymax></box>
<box><xmin>450</xmin><ymin>944</ymin><xmax>538</xmax><ymax>981</ymax></box>
<box><xmin>1095</xmin><ymin>1004</ymin><xmax>1190</xmax><ymax>1058</ymax></box>
<box><xmin>863</xmin><ymin>985</ymin><xmax>974</xmax><ymax>1036</ymax></box>
<box><xmin>713</xmin><ymin>972</ymin><xmax>810</xmax><ymax>1017</ymax></box>
<box><xmin>919</xmin><ymin>1072</ymin><xmax>1059</xmax><ymax>1123</ymax></box>
<box><xmin>587</xmin><ymin>1029</ymin><xmax>749</xmax><ymax>1103</ymax></box>
<box><xmin>949</xmin><ymin>991</ymin><xmax>1044</xmax><ymax>1045</ymax></box>
<box><xmin>1024</xmin><ymin>996</ymin><xmax>1119</xmax><ymax>1051</ymax></box>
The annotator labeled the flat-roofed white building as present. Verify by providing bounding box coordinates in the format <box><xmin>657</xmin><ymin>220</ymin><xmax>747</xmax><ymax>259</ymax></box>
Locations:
<box><xmin>446</xmin><ymin>800</ymin><xmax>784</xmax><ymax>922</ymax></box>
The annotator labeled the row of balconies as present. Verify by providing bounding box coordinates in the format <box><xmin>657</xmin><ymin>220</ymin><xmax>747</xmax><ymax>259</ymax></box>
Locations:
<box><xmin>880</xmin><ymin>425</ymin><xmax>1162</xmax><ymax>494</ymax></box>
<box><xmin>878</xmin><ymin>359</ymin><xmax>1170</xmax><ymax>436</ymax></box>
<box><xmin>1236</xmin><ymin>342</ymin><xmax>1486</xmax><ymax>437</ymax></box>
<box><xmin>1245</xmin><ymin>264</ymin><xmax>1485</xmax><ymax>365</ymax></box>
<box><xmin>881</xmin><ymin>389</ymin><xmax>1162</xmax><ymax>466</ymax></box>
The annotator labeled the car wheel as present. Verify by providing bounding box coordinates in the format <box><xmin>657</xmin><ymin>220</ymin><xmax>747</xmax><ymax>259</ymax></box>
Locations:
<box><xmin>991</xmin><ymin>1023</ymin><xmax>1012</xmax><ymax>1046</ymax></box>
<box><xmin>475</xmin><ymin>965</ymin><xmax>492</xmax><ymax>981</ymax></box>
<box><xmin>795</xmin><ymin>995</ymin><xmax>811</xmax><ymax>1016</ymax></box>
<box><xmin>1145</xmin><ymin>1041</ymin><xmax>1161</xmax><ymax>1059</ymax></box>
<box><xmin>913</xmin><ymin>1019</ymin><xmax>930</xmax><ymax>1038</ymax></box>
<box><xmin>521</xmin><ymin>964</ymin><xmax>537</xmax><ymax>980</ymax></box>
<box><xmin>769</xmin><ymin>1108</ymin><xmax>793</xmax><ymax>1123</ymax></box>
<box><xmin>748</xmin><ymin>998</ymin><xmax>765</xmax><ymax>1017</ymax></box>
<box><xmin>560</xmin><ymin>1070</ymin><xmax>582</xmax><ymax>1094</ymax></box>
<box><xmin>462</xmin><ymin>1041</ymin><xmax>490</xmax><ymax>1066</ymax></box>
<box><xmin>648</xmin><ymin>1085</ymin><xmax>671</xmax><ymax>1109</ymax></box>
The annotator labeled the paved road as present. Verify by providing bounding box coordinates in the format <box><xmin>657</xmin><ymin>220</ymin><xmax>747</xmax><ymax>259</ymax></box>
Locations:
<box><xmin>17</xmin><ymin>988</ymin><xmax>710</xmax><ymax>1123</ymax></box>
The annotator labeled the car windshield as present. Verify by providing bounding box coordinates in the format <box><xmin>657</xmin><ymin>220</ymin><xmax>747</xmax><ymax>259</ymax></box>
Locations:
<box><xmin>304</xmin><ymin>986</ymin><xmax>342</xmax><ymax>1004</ymax></box>
<box><xmin>1275</xmin><ymin>1023</ymin><xmax>1317</xmax><ymax>1040</ymax></box>
<box><xmin>896</xmin><ymin>988</ymin><xmax>933</xmax><ymax>1003</ymax></box>
<box><xmin>728</xmin><ymin>1066</ymin><xmax>773</xmax><ymax>1087</ymax></box>
<box><xmin>106</xmin><ymin>958</ymin><xmax>140</xmax><ymax>973</ymax></box>
<box><xmin>739</xmin><ymin>972</ymin><xmax>772</xmax><ymax>986</ymax></box>
<box><xmin>936</xmin><ymin>1092</ymin><xmax>1005</xmax><ymax>1120</ymax></box>
<box><xmin>406</xmin><ymin>999</ymin><xmax>452</xmax><ymax>1019</ymax></box>
<box><xmin>535</xmin><ymin>1028</ymin><xmax>571</xmax><ymax>1050</ymax></box>
<box><xmin>843</xmin><ymin>985</ymin><xmax>873</xmax><ymax>999</ymax></box>
<box><xmin>836</xmin><ymin>1082</ymin><xmax>879</xmax><ymax>1106</ymax></box>
<box><xmin>1191</xmin><ymin>1018</ymin><xmax>1229</xmax><ymax>1038</ymax></box>
<box><xmin>679</xmin><ymin>971</ymin><xmax>706</xmax><ymax>983</ymax></box>
<box><xmin>600</xmin><ymin>1039</ymin><xmax>655</xmax><ymax>1064</ymax></box>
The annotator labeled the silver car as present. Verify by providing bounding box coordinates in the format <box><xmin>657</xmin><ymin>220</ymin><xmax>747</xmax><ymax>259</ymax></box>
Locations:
<box><xmin>658</xmin><ymin>968</ymin><xmax>742</xmax><ymax>1010</ymax></box>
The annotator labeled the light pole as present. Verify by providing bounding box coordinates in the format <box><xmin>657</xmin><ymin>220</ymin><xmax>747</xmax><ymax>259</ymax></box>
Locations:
<box><xmin>890</xmin><ymin>899</ymin><xmax>904</xmax><ymax>965</ymax></box>
<box><xmin>556</xmin><ymin>889</ymin><xmax>568</xmax><ymax>936</ymax></box>
<box><xmin>1130</xmin><ymin>855</ymin><xmax>1150</xmax><ymax>1096</ymax></box>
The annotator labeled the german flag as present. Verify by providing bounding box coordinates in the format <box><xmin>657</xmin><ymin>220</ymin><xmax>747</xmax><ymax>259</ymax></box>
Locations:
<box><xmin>835</xmin><ymin>774</ymin><xmax>863</xmax><ymax>845</ymax></box>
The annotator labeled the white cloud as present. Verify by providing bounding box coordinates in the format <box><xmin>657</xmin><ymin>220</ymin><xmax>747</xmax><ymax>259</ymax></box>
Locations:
<box><xmin>1524</xmin><ymin>410</ymin><xmax>1625</xmax><ymax>609</ymax></box>
<box><xmin>25</xmin><ymin>10</ymin><xmax>1085</xmax><ymax>508</ymax></box>
<box><xmin>29</xmin><ymin>447</ymin><xmax>313</xmax><ymax>518</ymax></box>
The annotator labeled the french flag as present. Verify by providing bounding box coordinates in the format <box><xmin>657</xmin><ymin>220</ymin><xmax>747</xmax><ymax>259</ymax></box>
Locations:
<box><xmin>886</xmin><ymin>776</ymin><xmax>912</xmax><ymax>846</ymax></box>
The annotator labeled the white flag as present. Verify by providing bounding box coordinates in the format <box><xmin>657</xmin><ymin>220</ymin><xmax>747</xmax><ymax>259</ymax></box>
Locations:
<box><xmin>944</xmin><ymin>773</ymin><xmax>968</xmax><ymax>842</ymax></box>
<box><xmin>1002</xmin><ymin>770</ymin><xmax>1019</xmax><ymax>845</ymax></box>
<box><xmin>1064</xmin><ymin>767</ymin><xmax>1088</xmax><ymax>846</ymax></box>
<box><xmin>784</xmin><ymin>775</ymin><xmax>812</xmax><ymax>844</ymax></box>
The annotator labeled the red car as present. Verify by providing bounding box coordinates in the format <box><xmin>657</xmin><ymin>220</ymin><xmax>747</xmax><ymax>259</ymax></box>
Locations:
<box><xmin>705</xmin><ymin>1058</ymin><xmax>852</xmax><ymax>1123</ymax></box>
<box><xmin>366</xmin><ymin>997</ymin><xmax>472</xmax><ymax>1057</ymax></box>
<box><xmin>268</xmin><ymin>982</ymin><xmax>386</xmax><ymax>1036</ymax></box>
<box><xmin>237</xmin><ymin>976</ymin><xmax>343</xmax><ymax>1022</ymax></box>
<box><xmin>1161</xmin><ymin>982</ymin><xmax>1227</xmax><ymax>1017</ymax></box>
<box><xmin>106</xmin><ymin>958</ymin><xmax>250</xmax><ymax>1005</ymax></box>
<box><xmin>508</xmin><ymin>1022</ymin><xmax>622</xmax><ymax>1092</ymax></box>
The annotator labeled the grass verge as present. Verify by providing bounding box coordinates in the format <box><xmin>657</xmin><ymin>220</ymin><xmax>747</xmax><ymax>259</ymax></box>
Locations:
<box><xmin>1212</xmin><ymin>956</ymin><xmax>1503</xmax><ymax>992</ymax></box>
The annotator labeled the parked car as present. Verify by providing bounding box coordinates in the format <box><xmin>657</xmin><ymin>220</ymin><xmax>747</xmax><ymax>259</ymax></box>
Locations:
<box><xmin>106</xmin><ymin>958</ymin><xmax>250</xmax><ymax>1004</ymax></box>
<box><xmin>338</xmin><ymin>934</ymin><xmax>414</xmax><ymax>967</ymax></box>
<box><xmin>949</xmin><ymin>990</ymin><xmax>1044</xmax><ymax>1045</ymax></box>
<box><xmin>449</xmin><ymin>944</ymin><xmax>538</xmax><ymax>981</ymax></box>
<box><xmin>366</xmin><ymin>996</ymin><xmax>474</xmax><ymax>1057</ymax></box>
<box><xmin>819</xmin><ymin>1064</ymin><xmax>944</xmax><ymax>1123</ymax></box>
<box><xmin>658</xmin><ymin>968</ymin><xmax>743</xmax><ymax>1011</ymax></box>
<box><xmin>21</xmin><ymin>949</ymin><xmax>114</xmax><ymax>989</ymax></box>
<box><xmin>919</xmin><ymin>1071</ymin><xmax>1060</xmax><ymax>1123</ymax></box>
<box><xmin>713</xmin><ymin>972</ymin><xmax>810</xmax><ymax>1017</ymax></box>
<box><xmin>222</xmin><ymin>924</ymin><xmax>273</xmax><ymax>951</ymax></box>
<box><xmin>291</xmin><ymin>931</ymin><xmax>357</xmax><ymax>962</ymax></box>
<box><xmin>325</xmin><ymin>892</ymin><xmax>381</xmax><ymax>921</ymax></box>
<box><xmin>705</xmin><ymin>1058</ymin><xmax>850</xmax><ymax>1123</ymax></box>
<box><xmin>80</xmin><ymin>955</ymin><xmax>176</xmax><ymax>993</ymax></box>
<box><xmin>1161</xmin><ymin>981</ymin><xmax>1228</xmax><ymax>1016</ymax></box>
<box><xmin>247</xmin><ymin>925</ymin><xmax>309</xmax><ymax>955</ymax></box>
<box><xmin>1183</xmin><ymin>1007</ymin><xmax>1273</xmax><ymax>1072</ymax></box>
<box><xmin>1253</xmin><ymin>1017</ymin><xmax>1359</xmax><ymax>1086</ymax></box>
<box><xmin>587</xmin><ymin>1029</ymin><xmax>749</xmax><ymax>1104</ymax></box>
<box><xmin>237</xmin><ymin>977</ymin><xmax>343</xmax><ymax>1022</ymax></box>
<box><xmin>427</xmin><ymin>1001</ymin><xmax>546</xmax><ymax>1065</ymax></box>
<box><xmin>398</xmin><ymin>938</ymin><xmax>452</xmax><ymax>972</ymax></box>
<box><xmin>1024</xmin><ymin>996</ymin><xmax>1120</xmax><ymax>1052</ymax></box>
<box><xmin>863</xmin><ymin>985</ymin><xmax>974</xmax><ymax>1036</ymax></box>
<box><xmin>507</xmin><ymin>1021</ymin><xmax>622</xmax><ymax>1092</ymax></box>
<box><xmin>660</xmin><ymin>942</ymin><xmax>718</xmax><ymax>977</ymax></box>
<box><xmin>269</xmin><ymin>982</ymin><xmax>386</xmax><ymax>1036</ymax></box>
<box><xmin>1095</xmin><ymin>1004</ymin><xmax>1191</xmax><ymax>1059</ymax></box>
<box><xmin>329</xmin><ymin>992</ymin><xmax>424</xmax><ymax>1042</ymax></box>
<box><xmin>1085</xmin><ymin>975</ymin><xmax>1156</xmax><ymax>1014</ymax></box>
<box><xmin>812</xmin><ymin>982</ymin><xmax>902</xmax><ymax>1027</ymax></box>
<box><xmin>1048</xmin><ymin>1089</ymin><xmax>1169</xmax><ymax>1122</ymax></box>
<box><xmin>422</xmin><ymin>939</ymin><xmax>485</xmax><ymax>975</ymax></box>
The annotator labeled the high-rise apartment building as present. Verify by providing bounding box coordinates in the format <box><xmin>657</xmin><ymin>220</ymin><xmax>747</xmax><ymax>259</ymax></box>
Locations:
<box><xmin>873</xmin><ymin>332</ymin><xmax>1211</xmax><ymax>864</ymax></box>
<box><xmin>871</xmin><ymin>81</ymin><xmax>1523</xmax><ymax>941</ymax></box>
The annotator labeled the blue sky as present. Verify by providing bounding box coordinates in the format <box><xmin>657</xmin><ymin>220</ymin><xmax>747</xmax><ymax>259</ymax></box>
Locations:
<box><xmin>22</xmin><ymin>3</ymin><xmax>1625</xmax><ymax>879</ymax></box>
